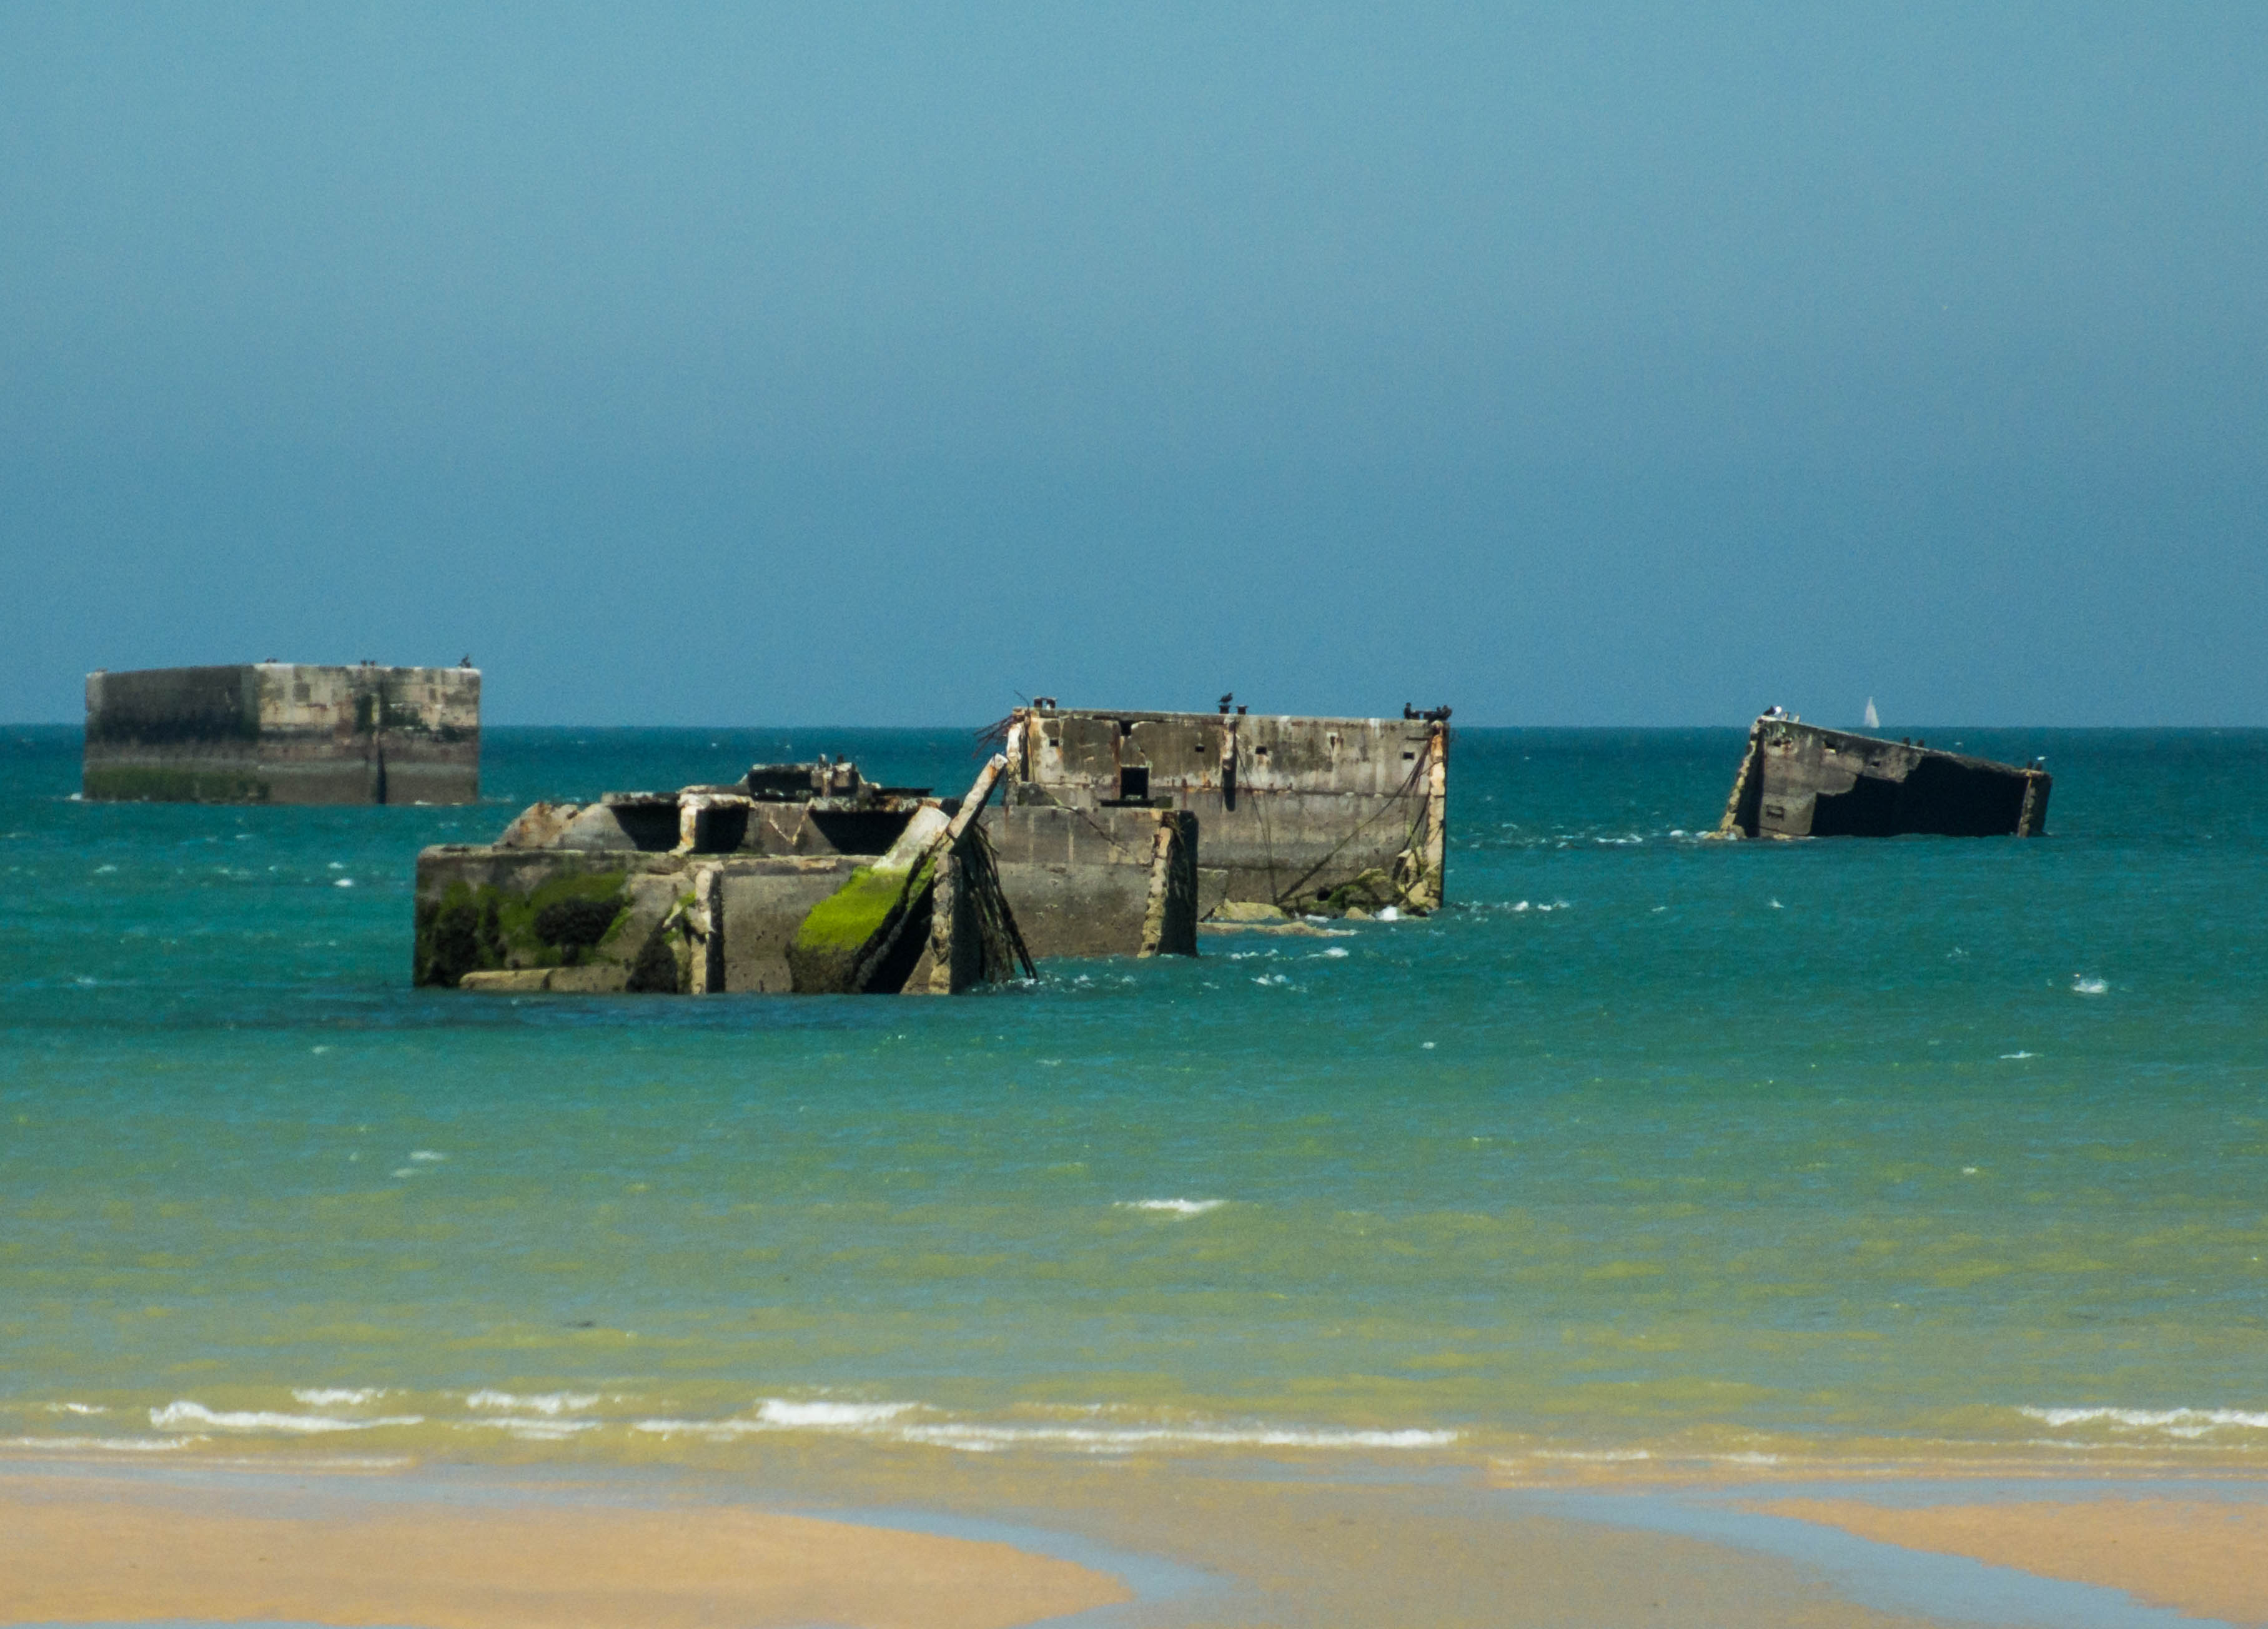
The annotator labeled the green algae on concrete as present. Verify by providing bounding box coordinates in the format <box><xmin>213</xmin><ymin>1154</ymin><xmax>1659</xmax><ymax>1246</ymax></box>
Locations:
<box><xmin>785</xmin><ymin>856</ymin><xmax>934</xmax><ymax>993</ymax></box>
<box><xmin>414</xmin><ymin>869</ymin><xmax>628</xmax><ymax>988</ymax></box>
<box><xmin>785</xmin><ymin>804</ymin><xmax>954</xmax><ymax>993</ymax></box>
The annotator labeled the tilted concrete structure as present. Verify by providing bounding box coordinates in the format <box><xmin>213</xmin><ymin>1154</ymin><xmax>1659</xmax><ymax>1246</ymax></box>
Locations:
<box><xmin>84</xmin><ymin>663</ymin><xmax>479</xmax><ymax>805</ymax></box>
<box><xmin>414</xmin><ymin>740</ymin><xmax>1197</xmax><ymax>995</ymax></box>
<box><xmin>1716</xmin><ymin>713</ymin><xmax>2050</xmax><ymax>839</ymax></box>
<box><xmin>1001</xmin><ymin>703</ymin><xmax>1449</xmax><ymax>915</ymax></box>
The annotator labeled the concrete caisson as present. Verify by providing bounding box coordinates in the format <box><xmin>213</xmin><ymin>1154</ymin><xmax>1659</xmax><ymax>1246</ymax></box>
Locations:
<box><xmin>1716</xmin><ymin>713</ymin><xmax>2050</xmax><ymax>839</ymax></box>
<box><xmin>1001</xmin><ymin>704</ymin><xmax>1448</xmax><ymax>915</ymax></box>
<box><xmin>84</xmin><ymin>663</ymin><xmax>479</xmax><ymax>805</ymax></box>
<box><xmin>412</xmin><ymin>753</ymin><xmax>1199</xmax><ymax>994</ymax></box>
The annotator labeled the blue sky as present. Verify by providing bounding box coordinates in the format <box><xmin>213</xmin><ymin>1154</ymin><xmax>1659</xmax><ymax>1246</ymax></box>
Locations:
<box><xmin>2</xmin><ymin>3</ymin><xmax>2261</xmax><ymax>724</ymax></box>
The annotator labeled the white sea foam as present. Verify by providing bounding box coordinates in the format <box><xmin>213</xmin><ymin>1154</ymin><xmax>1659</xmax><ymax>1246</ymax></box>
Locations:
<box><xmin>149</xmin><ymin>1401</ymin><xmax>423</xmax><ymax>1433</ymax></box>
<box><xmin>631</xmin><ymin>1399</ymin><xmax>918</xmax><ymax>1438</ymax></box>
<box><xmin>898</xmin><ymin>1422</ymin><xmax>1457</xmax><ymax>1454</ymax></box>
<box><xmin>634</xmin><ymin>1399</ymin><xmax>1443</xmax><ymax>1456</ymax></box>
<box><xmin>2019</xmin><ymin>1405</ymin><xmax>2268</xmax><ymax>1436</ymax></box>
<box><xmin>333</xmin><ymin>878</ymin><xmax>355</xmax><ymax>888</ymax></box>
<box><xmin>1117</xmin><ymin>1199</ymin><xmax>1226</xmax><ymax>1216</ymax></box>
<box><xmin>46</xmin><ymin>1402</ymin><xmax>107</xmax><ymax>1415</ymax></box>
<box><xmin>1999</xmin><ymin>1051</ymin><xmax>2038</xmax><ymax>1059</ymax></box>
<box><xmin>409</xmin><ymin>1149</ymin><xmax>447</xmax><ymax>1162</ymax></box>
<box><xmin>464</xmin><ymin>1390</ymin><xmax>598</xmax><ymax>1415</ymax></box>
<box><xmin>292</xmin><ymin>1387</ymin><xmax>386</xmax><ymax>1407</ymax></box>
<box><xmin>1375</xmin><ymin>906</ymin><xmax>1400</xmax><ymax>922</ymax></box>
<box><xmin>2072</xmin><ymin>975</ymin><xmax>2109</xmax><ymax>995</ymax></box>
<box><xmin>1</xmin><ymin>1435</ymin><xmax>197</xmax><ymax>1453</ymax></box>
<box><xmin>755</xmin><ymin>1399</ymin><xmax>919</xmax><ymax>1427</ymax></box>
<box><xmin>1317</xmin><ymin>947</ymin><xmax>1349</xmax><ymax>959</ymax></box>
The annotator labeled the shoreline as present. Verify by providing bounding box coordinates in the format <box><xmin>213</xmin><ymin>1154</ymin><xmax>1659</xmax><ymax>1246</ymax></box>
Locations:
<box><xmin>4</xmin><ymin>1452</ymin><xmax>2264</xmax><ymax>1628</ymax></box>
<box><xmin>0</xmin><ymin>1467</ymin><xmax>1132</xmax><ymax>1629</ymax></box>
<box><xmin>1753</xmin><ymin>1494</ymin><xmax>2268</xmax><ymax>1628</ymax></box>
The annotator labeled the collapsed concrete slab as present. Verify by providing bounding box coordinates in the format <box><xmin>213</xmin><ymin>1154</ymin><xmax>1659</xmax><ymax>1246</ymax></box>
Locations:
<box><xmin>84</xmin><ymin>663</ymin><xmax>479</xmax><ymax>805</ymax></box>
<box><xmin>1715</xmin><ymin>712</ymin><xmax>2051</xmax><ymax>839</ymax></box>
<box><xmin>414</xmin><ymin>749</ymin><xmax>1197</xmax><ymax>994</ymax></box>
<box><xmin>785</xmin><ymin>757</ymin><xmax>1039</xmax><ymax>994</ymax></box>
<box><xmin>997</xmin><ymin>702</ymin><xmax>1448</xmax><ymax>916</ymax></box>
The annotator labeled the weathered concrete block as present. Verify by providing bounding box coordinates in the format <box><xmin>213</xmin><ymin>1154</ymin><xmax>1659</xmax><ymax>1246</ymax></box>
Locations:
<box><xmin>983</xmin><ymin>804</ymin><xmax>1196</xmax><ymax>959</ymax></box>
<box><xmin>85</xmin><ymin>663</ymin><xmax>478</xmax><ymax>805</ymax></box>
<box><xmin>718</xmin><ymin>861</ymin><xmax>861</xmax><ymax>993</ymax></box>
<box><xmin>415</xmin><ymin>754</ymin><xmax>1197</xmax><ymax>994</ymax></box>
<box><xmin>414</xmin><ymin>844</ymin><xmax>872</xmax><ymax>994</ymax></box>
<box><xmin>1716</xmin><ymin>714</ymin><xmax>2051</xmax><ymax>839</ymax></box>
<box><xmin>1001</xmin><ymin>705</ymin><xmax>1447</xmax><ymax>914</ymax></box>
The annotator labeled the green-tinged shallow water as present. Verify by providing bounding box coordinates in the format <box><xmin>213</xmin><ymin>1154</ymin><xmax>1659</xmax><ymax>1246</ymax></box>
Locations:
<box><xmin>1</xmin><ymin>726</ymin><xmax>2262</xmax><ymax>1477</ymax></box>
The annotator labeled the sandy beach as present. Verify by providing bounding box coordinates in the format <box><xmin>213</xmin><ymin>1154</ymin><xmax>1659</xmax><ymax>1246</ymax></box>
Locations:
<box><xmin>1760</xmin><ymin>1496</ymin><xmax>2268</xmax><ymax>1627</ymax></box>
<box><xmin>18</xmin><ymin>1458</ymin><xmax>2224</xmax><ymax>1629</ymax></box>
<box><xmin>0</xmin><ymin>1472</ymin><xmax>1128</xmax><ymax>1629</ymax></box>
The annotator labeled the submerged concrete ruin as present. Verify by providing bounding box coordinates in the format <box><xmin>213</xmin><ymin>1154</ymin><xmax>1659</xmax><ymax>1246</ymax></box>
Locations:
<box><xmin>1000</xmin><ymin>702</ymin><xmax>1450</xmax><ymax>916</ymax></box>
<box><xmin>1716</xmin><ymin>712</ymin><xmax>2050</xmax><ymax>839</ymax></box>
<box><xmin>414</xmin><ymin>700</ymin><xmax>1443</xmax><ymax>995</ymax></box>
<box><xmin>415</xmin><ymin>731</ymin><xmax>1196</xmax><ymax>995</ymax></box>
<box><xmin>85</xmin><ymin>663</ymin><xmax>479</xmax><ymax>805</ymax></box>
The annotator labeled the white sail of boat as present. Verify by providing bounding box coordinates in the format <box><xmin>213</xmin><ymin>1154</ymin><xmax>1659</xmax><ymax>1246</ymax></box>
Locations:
<box><xmin>1864</xmin><ymin>697</ymin><xmax>1881</xmax><ymax>730</ymax></box>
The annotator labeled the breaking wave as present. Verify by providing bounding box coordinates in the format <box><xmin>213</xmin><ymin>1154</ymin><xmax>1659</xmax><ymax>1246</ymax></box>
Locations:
<box><xmin>465</xmin><ymin>1390</ymin><xmax>600</xmax><ymax>1415</ymax></box>
<box><xmin>2019</xmin><ymin>1405</ymin><xmax>2268</xmax><ymax>1437</ymax></box>
<box><xmin>149</xmin><ymin>1400</ymin><xmax>423</xmax><ymax>1433</ymax></box>
<box><xmin>1117</xmin><ymin>1199</ymin><xmax>1227</xmax><ymax>1216</ymax></box>
<box><xmin>632</xmin><ymin>1398</ymin><xmax>1453</xmax><ymax>1455</ymax></box>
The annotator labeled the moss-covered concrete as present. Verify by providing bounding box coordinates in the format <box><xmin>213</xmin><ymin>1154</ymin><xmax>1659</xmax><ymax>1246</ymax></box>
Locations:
<box><xmin>1302</xmin><ymin>867</ymin><xmax>1407</xmax><ymax>916</ymax></box>
<box><xmin>785</xmin><ymin>857</ymin><xmax>933</xmax><ymax>993</ymax></box>
<box><xmin>413</xmin><ymin>869</ymin><xmax>629</xmax><ymax>988</ymax></box>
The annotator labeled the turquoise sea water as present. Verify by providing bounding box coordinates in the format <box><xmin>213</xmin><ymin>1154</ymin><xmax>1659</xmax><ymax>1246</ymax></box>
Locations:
<box><xmin>2</xmin><ymin>726</ymin><xmax>2262</xmax><ymax>1478</ymax></box>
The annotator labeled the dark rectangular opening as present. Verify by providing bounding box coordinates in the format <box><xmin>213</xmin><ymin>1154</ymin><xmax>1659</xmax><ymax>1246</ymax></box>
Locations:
<box><xmin>806</xmin><ymin>808</ymin><xmax>919</xmax><ymax>855</ymax></box>
<box><xmin>691</xmin><ymin>804</ymin><xmax>750</xmax><ymax>853</ymax></box>
<box><xmin>610</xmin><ymin>803</ymin><xmax>681</xmax><ymax>851</ymax></box>
<box><xmin>1117</xmin><ymin>765</ymin><xmax>1151</xmax><ymax>801</ymax></box>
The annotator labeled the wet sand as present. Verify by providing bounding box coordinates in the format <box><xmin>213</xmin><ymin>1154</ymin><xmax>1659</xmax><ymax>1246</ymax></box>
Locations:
<box><xmin>1760</xmin><ymin>1497</ymin><xmax>2268</xmax><ymax>1627</ymax></box>
<box><xmin>0</xmin><ymin>1457</ymin><xmax>1944</xmax><ymax>1629</ymax></box>
<box><xmin>13</xmin><ymin>1458</ymin><xmax>2261</xmax><ymax>1628</ymax></box>
<box><xmin>0</xmin><ymin>1472</ymin><xmax>1128</xmax><ymax>1629</ymax></box>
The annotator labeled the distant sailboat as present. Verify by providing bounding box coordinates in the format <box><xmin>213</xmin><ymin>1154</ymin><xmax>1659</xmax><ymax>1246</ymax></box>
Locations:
<box><xmin>1864</xmin><ymin>697</ymin><xmax>1881</xmax><ymax>730</ymax></box>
